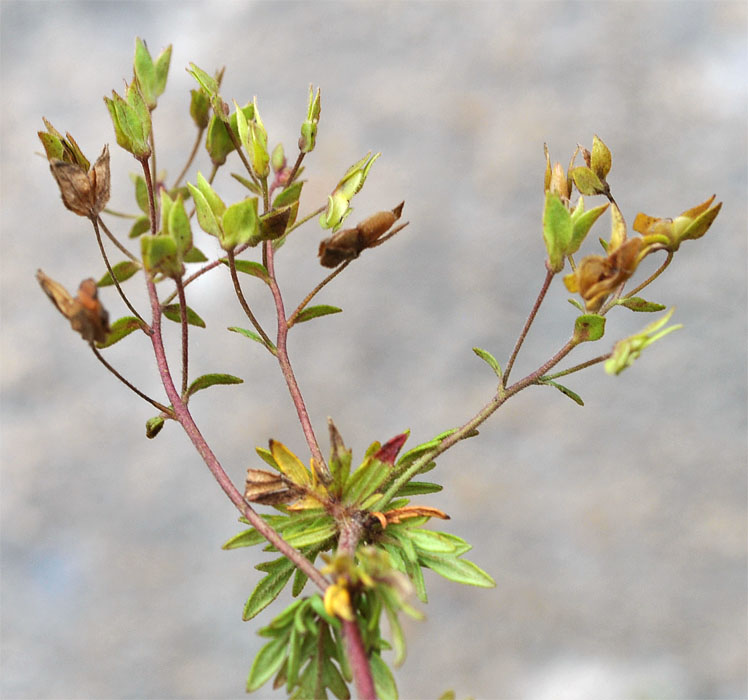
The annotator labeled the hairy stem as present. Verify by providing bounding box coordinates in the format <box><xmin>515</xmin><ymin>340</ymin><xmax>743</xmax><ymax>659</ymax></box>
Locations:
<box><xmin>145</xmin><ymin>276</ymin><xmax>328</xmax><ymax>590</ymax></box>
<box><xmin>95</xmin><ymin>215</ymin><xmax>140</xmax><ymax>262</ymax></box>
<box><xmin>265</xmin><ymin>240</ymin><xmax>327</xmax><ymax>470</ymax></box>
<box><xmin>226</xmin><ymin>249</ymin><xmax>275</xmax><ymax>352</ymax></box>
<box><xmin>91</xmin><ymin>217</ymin><xmax>147</xmax><ymax>325</ymax></box>
<box><xmin>175</xmin><ymin>277</ymin><xmax>189</xmax><ymax>395</ymax></box>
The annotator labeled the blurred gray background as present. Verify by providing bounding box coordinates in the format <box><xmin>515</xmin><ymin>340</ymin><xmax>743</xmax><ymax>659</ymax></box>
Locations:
<box><xmin>1</xmin><ymin>2</ymin><xmax>746</xmax><ymax>699</ymax></box>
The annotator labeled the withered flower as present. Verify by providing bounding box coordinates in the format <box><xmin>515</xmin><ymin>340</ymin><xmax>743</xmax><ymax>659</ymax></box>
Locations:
<box><xmin>633</xmin><ymin>195</ymin><xmax>722</xmax><ymax>252</ymax></box>
<box><xmin>318</xmin><ymin>201</ymin><xmax>407</xmax><ymax>268</ymax></box>
<box><xmin>48</xmin><ymin>145</ymin><xmax>111</xmax><ymax>219</ymax></box>
<box><xmin>36</xmin><ymin>270</ymin><xmax>110</xmax><ymax>344</ymax></box>
<box><xmin>564</xmin><ymin>236</ymin><xmax>643</xmax><ymax>312</ymax></box>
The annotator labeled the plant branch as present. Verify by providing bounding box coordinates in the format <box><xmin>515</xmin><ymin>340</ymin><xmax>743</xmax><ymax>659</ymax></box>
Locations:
<box><xmin>90</xmin><ymin>342</ymin><xmax>173</xmax><ymax>415</ymax></box>
<box><xmin>91</xmin><ymin>216</ymin><xmax>147</xmax><ymax>325</ymax></box>
<box><xmin>226</xmin><ymin>248</ymin><xmax>275</xmax><ymax>353</ymax></box>
<box><xmin>502</xmin><ymin>265</ymin><xmax>555</xmax><ymax>386</ymax></box>
<box><xmin>264</xmin><ymin>240</ymin><xmax>327</xmax><ymax>470</ymax></box>
<box><xmin>617</xmin><ymin>250</ymin><xmax>674</xmax><ymax>304</ymax></box>
<box><xmin>172</xmin><ymin>126</ymin><xmax>205</xmax><ymax>189</ymax></box>
<box><xmin>95</xmin><ymin>215</ymin><xmax>139</xmax><ymax>261</ymax></box>
<box><xmin>145</xmin><ymin>275</ymin><xmax>329</xmax><ymax>590</ymax></box>
<box><xmin>541</xmin><ymin>352</ymin><xmax>611</xmax><ymax>380</ymax></box>
<box><xmin>175</xmin><ymin>277</ymin><xmax>190</xmax><ymax>395</ymax></box>
<box><xmin>288</xmin><ymin>260</ymin><xmax>351</xmax><ymax>328</ymax></box>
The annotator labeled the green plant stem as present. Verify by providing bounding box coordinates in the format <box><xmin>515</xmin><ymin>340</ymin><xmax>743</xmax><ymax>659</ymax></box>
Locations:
<box><xmin>375</xmin><ymin>337</ymin><xmax>577</xmax><ymax>512</ymax></box>
<box><xmin>288</xmin><ymin>260</ymin><xmax>351</xmax><ymax>328</ymax></box>
<box><xmin>91</xmin><ymin>216</ymin><xmax>147</xmax><ymax>326</ymax></box>
<box><xmin>502</xmin><ymin>265</ymin><xmax>555</xmax><ymax>387</ymax></box>
<box><xmin>265</xmin><ymin>240</ymin><xmax>327</xmax><ymax>472</ymax></box>
<box><xmin>145</xmin><ymin>275</ymin><xmax>329</xmax><ymax>590</ymax></box>
<box><xmin>541</xmin><ymin>353</ymin><xmax>611</xmax><ymax>380</ymax></box>
<box><xmin>90</xmin><ymin>342</ymin><xmax>173</xmax><ymax>415</ymax></box>
<box><xmin>175</xmin><ymin>277</ymin><xmax>189</xmax><ymax>395</ymax></box>
<box><xmin>286</xmin><ymin>204</ymin><xmax>327</xmax><ymax>236</ymax></box>
<box><xmin>226</xmin><ymin>249</ymin><xmax>275</xmax><ymax>353</ymax></box>
<box><xmin>618</xmin><ymin>250</ymin><xmax>674</xmax><ymax>303</ymax></box>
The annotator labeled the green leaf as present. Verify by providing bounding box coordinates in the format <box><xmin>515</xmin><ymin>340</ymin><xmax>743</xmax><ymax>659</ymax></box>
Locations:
<box><xmin>539</xmin><ymin>378</ymin><xmax>584</xmax><ymax>406</ymax></box>
<box><xmin>141</xmin><ymin>234</ymin><xmax>181</xmax><ymax>277</ymax></box>
<box><xmin>223</xmin><ymin>528</ymin><xmax>266</xmax><ymax>549</ymax></box>
<box><xmin>185</xmin><ymin>372</ymin><xmax>243</xmax><ymax>398</ymax></box>
<box><xmin>168</xmin><ymin>194</ymin><xmax>192</xmax><ymax>258</ymax></box>
<box><xmin>618</xmin><ymin>296</ymin><xmax>667</xmax><ymax>312</ymax></box>
<box><xmin>131</xmin><ymin>173</ymin><xmax>149</xmax><ymax>214</ymax></box>
<box><xmin>273</xmin><ymin>180</ymin><xmax>304</xmax><ymax>208</ymax></box>
<box><xmin>407</xmin><ymin>528</ymin><xmax>464</xmax><ymax>555</ymax></box>
<box><xmin>283</xmin><ymin>520</ymin><xmax>336</xmax><ymax>549</ymax></box>
<box><xmin>393</xmin><ymin>481</ymin><xmax>443</xmax><ymax>497</ymax></box>
<box><xmin>96</xmin><ymin>315</ymin><xmax>144</xmax><ymax>348</ymax></box>
<box><xmin>323</xmin><ymin>657</ymin><xmax>350</xmax><ymax>700</ymax></box>
<box><xmin>246</xmin><ymin>631</ymin><xmax>291</xmax><ymax>691</ymax></box>
<box><xmin>231</xmin><ymin>171</ymin><xmax>263</xmax><ymax>195</ymax></box>
<box><xmin>220</xmin><ymin>257</ymin><xmax>269</xmax><ymax>282</ymax></box>
<box><xmin>472</xmin><ymin>346</ymin><xmax>502</xmax><ymax>379</ymax></box>
<box><xmin>573</xmin><ymin>314</ymin><xmax>605</xmax><ymax>343</ymax></box>
<box><xmin>418</xmin><ymin>551</ymin><xmax>495</xmax><ymax>587</ymax></box>
<box><xmin>295</xmin><ymin>305</ymin><xmax>343</xmax><ymax>324</ymax></box>
<box><xmin>569</xmin><ymin>200</ymin><xmax>609</xmax><ymax>255</ymax></box>
<box><xmin>145</xmin><ymin>415</ymin><xmax>165</xmax><ymax>439</ymax></box>
<box><xmin>228</xmin><ymin>326</ymin><xmax>275</xmax><ymax>351</ymax></box>
<box><xmin>97</xmin><ymin>260</ymin><xmax>141</xmax><ymax>287</ymax></box>
<box><xmin>342</xmin><ymin>458</ymin><xmax>390</xmax><ymax>505</ymax></box>
<box><xmin>270</xmin><ymin>440</ymin><xmax>312</xmax><ymax>487</ymax></box>
<box><xmin>128</xmin><ymin>215</ymin><xmax>151</xmax><ymax>238</ymax></box>
<box><xmin>369</xmin><ymin>653</ymin><xmax>398</xmax><ymax>700</ymax></box>
<box><xmin>243</xmin><ymin>557</ymin><xmax>296</xmax><ymax>621</ymax></box>
<box><xmin>162</xmin><ymin>304</ymin><xmax>206</xmax><ymax>328</ymax></box>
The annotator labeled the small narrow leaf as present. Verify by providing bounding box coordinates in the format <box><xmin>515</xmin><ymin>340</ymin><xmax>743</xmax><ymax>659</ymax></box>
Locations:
<box><xmin>220</xmin><ymin>257</ymin><xmax>269</xmax><ymax>281</ymax></box>
<box><xmin>472</xmin><ymin>346</ymin><xmax>502</xmax><ymax>378</ymax></box>
<box><xmin>243</xmin><ymin>558</ymin><xmax>296</xmax><ymax>621</ymax></box>
<box><xmin>269</xmin><ymin>440</ymin><xmax>312</xmax><ymax>487</ymax></box>
<box><xmin>573</xmin><ymin>313</ymin><xmax>605</xmax><ymax>343</ymax></box>
<box><xmin>418</xmin><ymin>552</ymin><xmax>496</xmax><ymax>588</ymax></box>
<box><xmin>369</xmin><ymin>653</ymin><xmax>398</xmax><ymax>700</ymax></box>
<box><xmin>97</xmin><ymin>260</ymin><xmax>141</xmax><ymax>287</ymax></box>
<box><xmin>185</xmin><ymin>372</ymin><xmax>243</xmax><ymax>398</ymax></box>
<box><xmin>162</xmin><ymin>303</ymin><xmax>206</xmax><ymax>328</ymax></box>
<box><xmin>228</xmin><ymin>325</ymin><xmax>275</xmax><ymax>351</ymax></box>
<box><xmin>246</xmin><ymin>633</ymin><xmax>290</xmax><ymax>692</ymax></box>
<box><xmin>393</xmin><ymin>481</ymin><xmax>443</xmax><ymax>497</ymax></box>
<box><xmin>618</xmin><ymin>296</ymin><xmax>667</xmax><ymax>312</ymax></box>
<box><xmin>294</xmin><ymin>304</ymin><xmax>343</xmax><ymax>324</ymax></box>
<box><xmin>183</xmin><ymin>246</ymin><xmax>208</xmax><ymax>263</ymax></box>
<box><xmin>539</xmin><ymin>378</ymin><xmax>584</xmax><ymax>406</ymax></box>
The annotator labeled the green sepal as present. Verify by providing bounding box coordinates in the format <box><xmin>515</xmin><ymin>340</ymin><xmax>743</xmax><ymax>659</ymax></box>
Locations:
<box><xmin>187</xmin><ymin>172</ymin><xmax>225</xmax><ymax>237</ymax></box>
<box><xmin>571</xmin><ymin>166</ymin><xmax>608</xmax><ymax>196</ymax></box>
<box><xmin>145</xmin><ymin>415</ymin><xmax>165</xmax><ymax>439</ymax></box>
<box><xmin>187</xmin><ymin>62</ymin><xmax>226</xmax><ymax>120</ymax></box>
<box><xmin>228</xmin><ymin>326</ymin><xmax>275</xmax><ymax>352</ymax></box>
<box><xmin>97</xmin><ymin>260</ymin><xmax>141</xmax><ymax>287</ymax></box>
<box><xmin>95</xmin><ymin>315</ymin><xmax>145</xmax><ymax>348</ymax></box>
<box><xmin>183</xmin><ymin>246</ymin><xmax>208</xmax><ymax>263</ymax></box>
<box><xmin>128</xmin><ymin>216</ymin><xmax>150</xmax><ymax>238</ymax></box>
<box><xmin>219</xmin><ymin>258</ymin><xmax>269</xmax><ymax>282</ymax></box>
<box><xmin>568</xmin><ymin>198</ymin><xmax>609</xmax><ymax>255</ymax></box>
<box><xmin>538</xmin><ymin>378</ymin><xmax>584</xmax><ymax>406</ymax></box>
<box><xmin>141</xmin><ymin>234</ymin><xmax>182</xmax><ymax>278</ymax></box>
<box><xmin>185</xmin><ymin>373</ymin><xmax>243</xmax><ymax>399</ymax></box>
<box><xmin>472</xmin><ymin>346</ymin><xmax>502</xmax><ymax>379</ymax></box>
<box><xmin>103</xmin><ymin>82</ymin><xmax>151</xmax><ymax>159</ymax></box>
<box><xmin>221</xmin><ymin>196</ymin><xmax>260</xmax><ymax>249</ymax></box>
<box><xmin>295</xmin><ymin>305</ymin><xmax>343</xmax><ymax>324</ymax></box>
<box><xmin>243</xmin><ymin>557</ymin><xmax>296</xmax><ymax>622</ymax></box>
<box><xmin>618</xmin><ymin>296</ymin><xmax>667</xmax><ymax>312</ymax></box>
<box><xmin>259</xmin><ymin>206</ymin><xmax>291</xmax><ymax>241</ymax></box>
<box><xmin>591</xmin><ymin>134</ymin><xmax>612</xmax><ymax>180</ymax></box>
<box><xmin>133</xmin><ymin>38</ymin><xmax>171</xmax><ymax>109</ymax></box>
<box><xmin>189</xmin><ymin>88</ymin><xmax>210</xmax><ymax>129</ymax></box>
<box><xmin>573</xmin><ymin>314</ymin><xmax>605</xmax><ymax>343</ymax></box>
<box><xmin>417</xmin><ymin>551</ymin><xmax>496</xmax><ymax>588</ymax></box>
<box><xmin>167</xmin><ymin>193</ymin><xmax>192</xmax><ymax>258</ymax></box>
<box><xmin>542</xmin><ymin>191</ymin><xmax>572</xmax><ymax>272</ymax></box>
<box><xmin>162</xmin><ymin>303</ymin><xmax>206</xmax><ymax>328</ymax></box>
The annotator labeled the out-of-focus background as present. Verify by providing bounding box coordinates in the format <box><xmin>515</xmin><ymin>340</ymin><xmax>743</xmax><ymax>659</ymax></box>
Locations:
<box><xmin>1</xmin><ymin>2</ymin><xmax>746</xmax><ymax>698</ymax></box>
